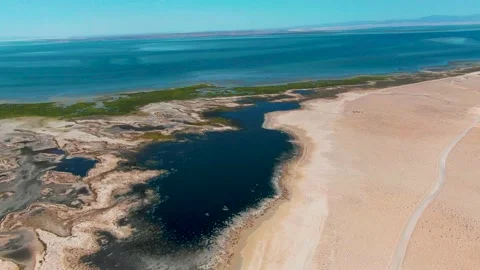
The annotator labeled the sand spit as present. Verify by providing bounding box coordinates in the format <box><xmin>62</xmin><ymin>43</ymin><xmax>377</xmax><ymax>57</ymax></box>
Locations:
<box><xmin>234</xmin><ymin>72</ymin><xmax>480</xmax><ymax>269</ymax></box>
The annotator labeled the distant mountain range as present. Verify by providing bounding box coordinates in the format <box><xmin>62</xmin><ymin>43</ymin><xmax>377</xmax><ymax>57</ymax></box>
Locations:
<box><xmin>5</xmin><ymin>14</ymin><xmax>480</xmax><ymax>41</ymax></box>
<box><xmin>331</xmin><ymin>14</ymin><xmax>480</xmax><ymax>26</ymax></box>
<box><xmin>107</xmin><ymin>14</ymin><xmax>480</xmax><ymax>40</ymax></box>
<box><xmin>289</xmin><ymin>14</ymin><xmax>480</xmax><ymax>32</ymax></box>
<box><xmin>404</xmin><ymin>14</ymin><xmax>480</xmax><ymax>23</ymax></box>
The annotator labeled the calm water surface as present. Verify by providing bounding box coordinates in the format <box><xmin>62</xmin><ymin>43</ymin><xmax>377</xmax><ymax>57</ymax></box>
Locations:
<box><xmin>2</xmin><ymin>25</ymin><xmax>480</xmax><ymax>101</ymax></box>
<box><xmin>136</xmin><ymin>101</ymin><xmax>299</xmax><ymax>244</ymax></box>
<box><xmin>55</xmin><ymin>157</ymin><xmax>97</xmax><ymax>177</ymax></box>
<box><xmin>83</xmin><ymin>101</ymin><xmax>299</xmax><ymax>269</ymax></box>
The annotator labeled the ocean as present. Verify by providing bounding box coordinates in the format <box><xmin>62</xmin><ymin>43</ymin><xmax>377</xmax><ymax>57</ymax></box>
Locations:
<box><xmin>2</xmin><ymin>25</ymin><xmax>480</xmax><ymax>102</ymax></box>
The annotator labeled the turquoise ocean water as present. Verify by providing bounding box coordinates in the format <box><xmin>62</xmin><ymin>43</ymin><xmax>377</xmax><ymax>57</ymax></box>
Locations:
<box><xmin>2</xmin><ymin>25</ymin><xmax>480</xmax><ymax>102</ymax></box>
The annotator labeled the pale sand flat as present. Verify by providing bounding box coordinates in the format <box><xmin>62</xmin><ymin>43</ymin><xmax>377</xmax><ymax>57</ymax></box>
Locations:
<box><xmin>233</xmin><ymin>72</ymin><xmax>480</xmax><ymax>269</ymax></box>
<box><xmin>402</xmin><ymin>111</ymin><xmax>480</xmax><ymax>269</ymax></box>
<box><xmin>0</xmin><ymin>259</ymin><xmax>20</xmax><ymax>270</ymax></box>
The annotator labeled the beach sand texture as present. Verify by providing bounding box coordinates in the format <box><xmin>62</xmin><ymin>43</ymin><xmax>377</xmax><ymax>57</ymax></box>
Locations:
<box><xmin>234</xmin><ymin>72</ymin><xmax>480</xmax><ymax>269</ymax></box>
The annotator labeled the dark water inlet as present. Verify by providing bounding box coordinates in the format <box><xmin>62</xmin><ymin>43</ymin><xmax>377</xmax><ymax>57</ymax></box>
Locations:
<box><xmin>54</xmin><ymin>157</ymin><xmax>97</xmax><ymax>177</ymax></box>
<box><xmin>294</xmin><ymin>89</ymin><xmax>315</xmax><ymax>96</ymax></box>
<box><xmin>138</xmin><ymin>101</ymin><xmax>299</xmax><ymax>244</ymax></box>
<box><xmin>84</xmin><ymin>100</ymin><xmax>300</xmax><ymax>269</ymax></box>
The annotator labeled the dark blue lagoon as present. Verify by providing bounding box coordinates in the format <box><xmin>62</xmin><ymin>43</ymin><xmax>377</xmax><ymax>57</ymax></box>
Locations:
<box><xmin>55</xmin><ymin>157</ymin><xmax>97</xmax><ymax>177</ymax></box>
<box><xmin>136</xmin><ymin>101</ymin><xmax>299</xmax><ymax>244</ymax></box>
<box><xmin>2</xmin><ymin>25</ymin><xmax>480</xmax><ymax>102</ymax></box>
<box><xmin>82</xmin><ymin>101</ymin><xmax>300</xmax><ymax>269</ymax></box>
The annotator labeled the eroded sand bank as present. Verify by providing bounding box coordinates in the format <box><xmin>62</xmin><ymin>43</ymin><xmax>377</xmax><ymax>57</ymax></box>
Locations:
<box><xmin>235</xmin><ymin>72</ymin><xmax>480</xmax><ymax>269</ymax></box>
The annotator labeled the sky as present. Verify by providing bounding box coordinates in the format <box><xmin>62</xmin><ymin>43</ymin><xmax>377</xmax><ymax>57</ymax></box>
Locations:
<box><xmin>1</xmin><ymin>0</ymin><xmax>479</xmax><ymax>38</ymax></box>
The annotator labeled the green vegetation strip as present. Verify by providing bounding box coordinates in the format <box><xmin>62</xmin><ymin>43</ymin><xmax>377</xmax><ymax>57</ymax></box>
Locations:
<box><xmin>0</xmin><ymin>76</ymin><xmax>388</xmax><ymax>119</ymax></box>
<box><xmin>138</xmin><ymin>132</ymin><xmax>176</xmax><ymax>141</ymax></box>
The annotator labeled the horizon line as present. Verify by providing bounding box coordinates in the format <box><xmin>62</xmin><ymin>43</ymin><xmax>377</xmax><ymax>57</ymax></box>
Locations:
<box><xmin>2</xmin><ymin>14</ymin><xmax>480</xmax><ymax>41</ymax></box>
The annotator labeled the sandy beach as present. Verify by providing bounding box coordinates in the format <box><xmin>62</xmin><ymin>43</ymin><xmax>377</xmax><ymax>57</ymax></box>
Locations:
<box><xmin>233</xmin><ymin>72</ymin><xmax>480</xmax><ymax>269</ymax></box>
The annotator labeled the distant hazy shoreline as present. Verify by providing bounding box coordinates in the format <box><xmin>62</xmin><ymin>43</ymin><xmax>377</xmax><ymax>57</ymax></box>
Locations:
<box><xmin>2</xmin><ymin>16</ymin><xmax>480</xmax><ymax>41</ymax></box>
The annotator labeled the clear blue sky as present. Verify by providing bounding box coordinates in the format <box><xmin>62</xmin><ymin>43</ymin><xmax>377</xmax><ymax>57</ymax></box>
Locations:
<box><xmin>1</xmin><ymin>0</ymin><xmax>479</xmax><ymax>37</ymax></box>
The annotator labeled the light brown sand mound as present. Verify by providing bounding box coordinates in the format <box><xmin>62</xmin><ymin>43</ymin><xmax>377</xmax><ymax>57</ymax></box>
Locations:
<box><xmin>234</xmin><ymin>72</ymin><xmax>480</xmax><ymax>269</ymax></box>
<box><xmin>0</xmin><ymin>259</ymin><xmax>20</xmax><ymax>270</ymax></box>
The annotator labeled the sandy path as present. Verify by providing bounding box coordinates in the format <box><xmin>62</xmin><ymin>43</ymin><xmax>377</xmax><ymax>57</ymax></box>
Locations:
<box><xmin>390</xmin><ymin>117</ymin><xmax>480</xmax><ymax>270</ymax></box>
<box><xmin>402</xmin><ymin>121</ymin><xmax>480</xmax><ymax>269</ymax></box>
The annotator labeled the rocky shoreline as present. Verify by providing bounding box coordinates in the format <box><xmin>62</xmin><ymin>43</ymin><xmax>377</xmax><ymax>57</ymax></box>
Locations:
<box><xmin>0</xmin><ymin>97</ymin><xmax>251</xmax><ymax>269</ymax></box>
